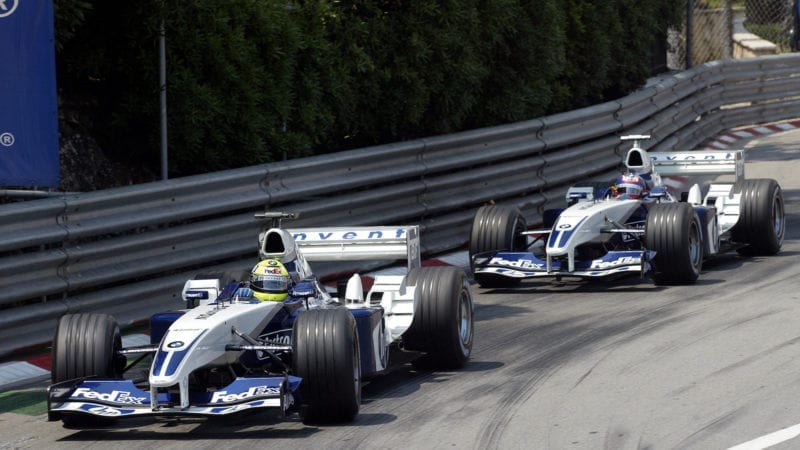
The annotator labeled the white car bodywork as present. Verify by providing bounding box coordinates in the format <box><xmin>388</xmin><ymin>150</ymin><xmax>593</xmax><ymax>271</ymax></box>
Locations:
<box><xmin>180</xmin><ymin>219</ymin><xmax>428</xmax><ymax>374</ymax></box>
<box><xmin>474</xmin><ymin>135</ymin><xmax>752</xmax><ymax>281</ymax></box>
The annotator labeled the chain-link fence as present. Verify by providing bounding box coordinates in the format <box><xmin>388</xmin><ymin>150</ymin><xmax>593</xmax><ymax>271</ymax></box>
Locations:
<box><xmin>668</xmin><ymin>0</ymin><xmax>798</xmax><ymax>70</ymax></box>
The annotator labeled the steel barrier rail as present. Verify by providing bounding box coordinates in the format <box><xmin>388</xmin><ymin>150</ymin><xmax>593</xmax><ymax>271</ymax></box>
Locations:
<box><xmin>1</xmin><ymin>54</ymin><xmax>799</xmax><ymax>358</ymax></box>
<box><xmin>613</xmin><ymin>86</ymin><xmax>662</xmax><ymax>129</ymax></box>
<box><xmin>0</xmin><ymin>198</ymin><xmax>67</xmax><ymax>252</ymax></box>
<box><xmin>538</xmin><ymin>102</ymin><xmax>622</xmax><ymax>149</ymax></box>
<box><xmin>419</xmin><ymin>118</ymin><xmax>546</xmax><ymax>159</ymax></box>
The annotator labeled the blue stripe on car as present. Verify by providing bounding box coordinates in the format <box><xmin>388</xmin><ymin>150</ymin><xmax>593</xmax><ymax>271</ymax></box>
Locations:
<box><xmin>557</xmin><ymin>217</ymin><xmax>586</xmax><ymax>247</ymax></box>
<box><xmin>152</xmin><ymin>331</ymin><xmax>207</xmax><ymax>377</ymax></box>
<box><xmin>548</xmin><ymin>230</ymin><xmax>560</xmax><ymax>247</ymax></box>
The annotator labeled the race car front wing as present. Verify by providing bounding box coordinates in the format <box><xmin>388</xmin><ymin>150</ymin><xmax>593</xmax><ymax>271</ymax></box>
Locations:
<box><xmin>473</xmin><ymin>250</ymin><xmax>653</xmax><ymax>279</ymax></box>
<box><xmin>47</xmin><ymin>375</ymin><xmax>301</xmax><ymax>421</ymax></box>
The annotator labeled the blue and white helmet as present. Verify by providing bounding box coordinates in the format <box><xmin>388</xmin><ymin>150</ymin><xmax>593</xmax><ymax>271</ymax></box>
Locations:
<box><xmin>614</xmin><ymin>174</ymin><xmax>647</xmax><ymax>199</ymax></box>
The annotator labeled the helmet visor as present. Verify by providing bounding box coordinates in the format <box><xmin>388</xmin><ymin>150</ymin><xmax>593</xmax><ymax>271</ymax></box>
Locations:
<box><xmin>617</xmin><ymin>182</ymin><xmax>642</xmax><ymax>197</ymax></box>
<box><xmin>252</xmin><ymin>274</ymin><xmax>289</xmax><ymax>293</ymax></box>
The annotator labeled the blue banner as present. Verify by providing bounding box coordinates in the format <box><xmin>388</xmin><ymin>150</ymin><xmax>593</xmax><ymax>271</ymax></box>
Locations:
<box><xmin>0</xmin><ymin>0</ymin><xmax>59</xmax><ymax>188</ymax></box>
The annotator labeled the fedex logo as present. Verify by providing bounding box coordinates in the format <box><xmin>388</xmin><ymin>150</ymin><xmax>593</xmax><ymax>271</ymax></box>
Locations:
<box><xmin>489</xmin><ymin>257</ymin><xmax>545</xmax><ymax>270</ymax></box>
<box><xmin>210</xmin><ymin>386</ymin><xmax>281</xmax><ymax>403</ymax></box>
<box><xmin>590</xmin><ymin>256</ymin><xmax>639</xmax><ymax>269</ymax></box>
<box><xmin>292</xmin><ymin>229</ymin><xmax>407</xmax><ymax>241</ymax></box>
<box><xmin>73</xmin><ymin>387</ymin><xmax>146</xmax><ymax>405</ymax></box>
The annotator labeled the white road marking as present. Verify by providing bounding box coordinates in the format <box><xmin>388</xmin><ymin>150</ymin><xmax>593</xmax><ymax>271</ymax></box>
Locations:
<box><xmin>728</xmin><ymin>423</ymin><xmax>800</xmax><ymax>450</ymax></box>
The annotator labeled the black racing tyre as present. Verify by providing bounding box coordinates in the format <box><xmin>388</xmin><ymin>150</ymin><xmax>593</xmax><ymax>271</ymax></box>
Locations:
<box><xmin>469</xmin><ymin>205</ymin><xmax>527</xmax><ymax>257</ymax></box>
<box><xmin>730</xmin><ymin>178</ymin><xmax>784</xmax><ymax>256</ymax></box>
<box><xmin>51</xmin><ymin>313</ymin><xmax>124</xmax><ymax>383</ymax></box>
<box><xmin>292</xmin><ymin>307</ymin><xmax>360</xmax><ymax>424</ymax></box>
<box><xmin>645</xmin><ymin>203</ymin><xmax>703</xmax><ymax>285</ymax></box>
<box><xmin>51</xmin><ymin>313</ymin><xmax>124</xmax><ymax>427</ymax></box>
<box><xmin>402</xmin><ymin>267</ymin><xmax>474</xmax><ymax>370</ymax></box>
<box><xmin>469</xmin><ymin>205</ymin><xmax>527</xmax><ymax>288</ymax></box>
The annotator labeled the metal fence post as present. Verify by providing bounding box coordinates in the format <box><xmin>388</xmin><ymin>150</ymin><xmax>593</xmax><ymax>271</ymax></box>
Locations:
<box><xmin>687</xmin><ymin>0</ymin><xmax>694</xmax><ymax>69</ymax></box>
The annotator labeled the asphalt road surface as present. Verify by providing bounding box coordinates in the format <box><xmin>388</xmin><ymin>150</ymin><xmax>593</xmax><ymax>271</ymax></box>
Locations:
<box><xmin>1</xmin><ymin>128</ymin><xmax>799</xmax><ymax>450</ymax></box>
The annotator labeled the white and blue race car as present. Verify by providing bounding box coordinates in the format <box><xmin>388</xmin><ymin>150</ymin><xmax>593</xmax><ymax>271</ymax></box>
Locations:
<box><xmin>47</xmin><ymin>212</ymin><xmax>473</xmax><ymax>427</ymax></box>
<box><xmin>469</xmin><ymin>135</ymin><xmax>785</xmax><ymax>287</ymax></box>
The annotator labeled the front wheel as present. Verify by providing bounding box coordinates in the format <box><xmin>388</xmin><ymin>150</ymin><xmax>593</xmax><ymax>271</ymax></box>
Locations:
<box><xmin>645</xmin><ymin>203</ymin><xmax>703</xmax><ymax>285</ymax></box>
<box><xmin>402</xmin><ymin>267</ymin><xmax>474</xmax><ymax>370</ymax></box>
<box><xmin>292</xmin><ymin>307</ymin><xmax>360</xmax><ymax>424</ymax></box>
<box><xmin>51</xmin><ymin>313</ymin><xmax>124</xmax><ymax>428</ymax></box>
<box><xmin>469</xmin><ymin>205</ymin><xmax>526</xmax><ymax>288</ymax></box>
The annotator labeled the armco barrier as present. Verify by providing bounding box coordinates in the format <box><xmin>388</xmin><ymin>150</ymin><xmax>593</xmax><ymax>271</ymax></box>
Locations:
<box><xmin>1</xmin><ymin>54</ymin><xmax>799</xmax><ymax>357</ymax></box>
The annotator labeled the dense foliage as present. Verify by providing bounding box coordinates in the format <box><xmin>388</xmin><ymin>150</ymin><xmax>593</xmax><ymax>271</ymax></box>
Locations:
<box><xmin>53</xmin><ymin>0</ymin><xmax>682</xmax><ymax>178</ymax></box>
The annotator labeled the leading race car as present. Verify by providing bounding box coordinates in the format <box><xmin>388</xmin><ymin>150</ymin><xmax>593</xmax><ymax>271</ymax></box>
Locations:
<box><xmin>469</xmin><ymin>135</ymin><xmax>785</xmax><ymax>287</ymax></box>
<box><xmin>47</xmin><ymin>212</ymin><xmax>474</xmax><ymax>427</ymax></box>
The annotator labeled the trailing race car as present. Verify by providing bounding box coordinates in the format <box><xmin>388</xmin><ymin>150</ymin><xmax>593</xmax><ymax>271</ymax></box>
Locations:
<box><xmin>469</xmin><ymin>135</ymin><xmax>785</xmax><ymax>287</ymax></box>
<box><xmin>48</xmin><ymin>212</ymin><xmax>474</xmax><ymax>427</ymax></box>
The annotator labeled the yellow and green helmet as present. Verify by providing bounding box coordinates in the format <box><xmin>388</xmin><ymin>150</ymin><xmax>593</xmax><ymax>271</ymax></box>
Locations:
<box><xmin>250</xmin><ymin>258</ymin><xmax>290</xmax><ymax>301</ymax></box>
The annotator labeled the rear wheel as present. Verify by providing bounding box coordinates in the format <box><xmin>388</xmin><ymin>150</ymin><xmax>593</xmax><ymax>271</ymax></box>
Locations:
<box><xmin>292</xmin><ymin>307</ymin><xmax>360</xmax><ymax>424</ymax></box>
<box><xmin>730</xmin><ymin>178</ymin><xmax>784</xmax><ymax>255</ymax></box>
<box><xmin>645</xmin><ymin>203</ymin><xmax>703</xmax><ymax>285</ymax></box>
<box><xmin>403</xmin><ymin>267</ymin><xmax>474</xmax><ymax>370</ymax></box>
<box><xmin>51</xmin><ymin>313</ymin><xmax>124</xmax><ymax>428</ymax></box>
<box><xmin>469</xmin><ymin>205</ymin><xmax>527</xmax><ymax>288</ymax></box>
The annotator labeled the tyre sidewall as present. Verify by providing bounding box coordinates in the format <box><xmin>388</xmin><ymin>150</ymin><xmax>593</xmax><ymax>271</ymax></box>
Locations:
<box><xmin>469</xmin><ymin>205</ymin><xmax>526</xmax><ymax>261</ymax></box>
<box><xmin>645</xmin><ymin>203</ymin><xmax>703</xmax><ymax>284</ymax></box>
<box><xmin>52</xmin><ymin>313</ymin><xmax>121</xmax><ymax>383</ymax></box>
<box><xmin>403</xmin><ymin>267</ymin><xmax>474</xmax><ymax>369</ymax></box>
<box><xmin>292</xmin><ymin>307</ymin><xmax>360</xmax><ymax>423</ymax></box>
<box><xmin>731</xmin><ymin>178</ymin><xmax>784</xmax><ymax>255</ymax></box>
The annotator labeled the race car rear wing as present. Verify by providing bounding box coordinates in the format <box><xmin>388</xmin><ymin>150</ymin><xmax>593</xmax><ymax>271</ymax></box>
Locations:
<box><xmin>255</xmin><ymin>225</ymin><xmax>419</xmax><ymax>273</ymax></box>
<box><xmin>649</xmin><ymin>150</ymin><xmax>745</xmax><ymax>181</ymax></box>
<box><xmin>286</xmin><ymin>226</ymin><xmax>421</xmax><ymax>270</ymax></box>
<box><xmin>255</xmin><ymin>212</ymin><xmax>421</xmax><ymax>270</ymax></box>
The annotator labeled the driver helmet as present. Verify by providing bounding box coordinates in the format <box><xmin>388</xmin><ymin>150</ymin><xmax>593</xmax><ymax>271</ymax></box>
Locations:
<box><xmin>250</xmin><ymin>258</ymin><xmax>290</xmax><ymax>301</ymax></box>
<box><xmin>614</xmin><ymin>173</ymin><xmax>647</xmax><ymax>199</ymax></box>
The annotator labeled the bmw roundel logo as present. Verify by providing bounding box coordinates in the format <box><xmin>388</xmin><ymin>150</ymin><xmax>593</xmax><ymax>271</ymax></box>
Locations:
<box><xmin>558</xmin><ymin>223</ymin><xmax>572</xmax><ymax>229</ymax></box>
<box><xmin>167</xmin><ymin>341</ymin><xmax>185</xmax><ymax>349</ymax></box>
<box><xmin>0</xmin><ymin>0</ymin><xmax>19</xmax><ymax>19</ymax></box>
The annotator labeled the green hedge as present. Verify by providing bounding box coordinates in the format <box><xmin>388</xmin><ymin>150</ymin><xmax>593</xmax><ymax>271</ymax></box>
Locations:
<box><xmin>54</xmin><ymin>0</ymin><xmax>682</xmax><ymax>178</ymax></box>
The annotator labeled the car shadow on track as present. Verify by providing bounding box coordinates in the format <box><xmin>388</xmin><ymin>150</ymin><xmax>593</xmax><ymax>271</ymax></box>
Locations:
<box><xmin>702</xmin><ymin>249</ymin><xmax>798</xmax><ymax>272</ymax></box>
<box><xmin>477</xmin><ymin>274</ymin><xmax>668</xmax><ymax>295</ymax></box>
<box><xmin>57</xmin><ymin>415</ymin><xmax>323</xmax><ymax>441</ymax></box>
<box><xmin>56</xmin><ymin>409</ymin><xmax>404</xmax><ymax>441</ymax></box>
<box><xmin>473</xmin><ymin>303</ymin><xmax>531</xmax><ymax>321</ymax></box>
<box><xmin>361</xmin><ymin>358</ymin><xmax>501</xmax><ymax>402</ymax></box>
